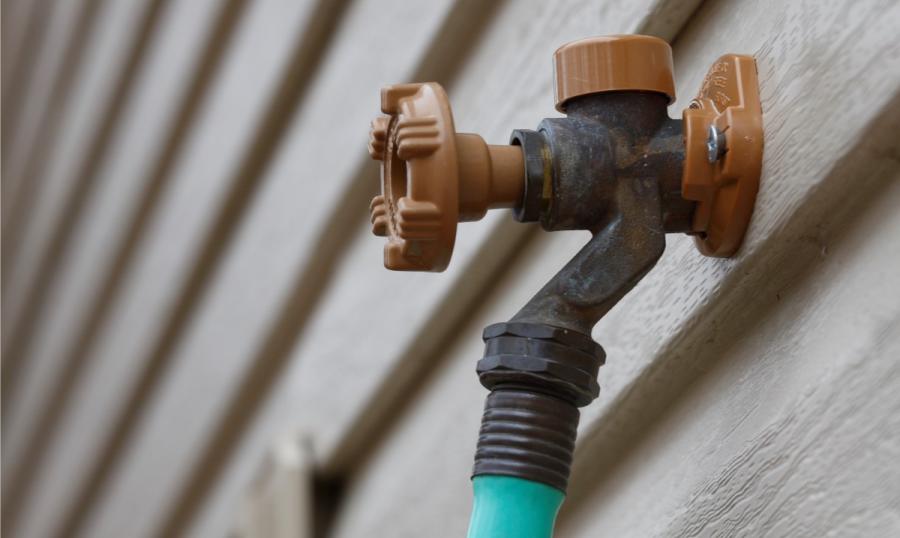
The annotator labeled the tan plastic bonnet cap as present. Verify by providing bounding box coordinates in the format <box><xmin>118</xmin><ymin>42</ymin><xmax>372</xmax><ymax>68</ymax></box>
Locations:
<box><xmin>553</xmin><ymin>35</ymin><xmax>676</xmax><ymax>111</ymax></box>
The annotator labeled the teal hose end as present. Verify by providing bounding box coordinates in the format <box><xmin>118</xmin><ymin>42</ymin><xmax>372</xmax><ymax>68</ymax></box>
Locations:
<box><xmin>467</xmin><ymin>475</ymin><xmax>565</xmax><ymax>538</ymax></box>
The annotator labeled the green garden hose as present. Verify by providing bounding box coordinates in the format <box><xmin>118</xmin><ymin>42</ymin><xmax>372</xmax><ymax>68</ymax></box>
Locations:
<box><xmin>466</xmin><ymin>475</ymin><xmax>564</xmax><ymax>538</ymax></box>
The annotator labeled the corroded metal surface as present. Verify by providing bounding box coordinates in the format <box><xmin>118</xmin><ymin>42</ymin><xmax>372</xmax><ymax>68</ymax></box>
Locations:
<box><xmin>511</xmin><ymin>92</ymin><xmax>693</xmax><ymax>334</ymax></box>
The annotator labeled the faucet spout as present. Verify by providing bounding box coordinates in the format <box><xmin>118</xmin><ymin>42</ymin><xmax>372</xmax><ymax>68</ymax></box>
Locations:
<box><xmin>511</xmin><ymin>180</ymin><xmax>666</xmax><ymax>335</ymax></box>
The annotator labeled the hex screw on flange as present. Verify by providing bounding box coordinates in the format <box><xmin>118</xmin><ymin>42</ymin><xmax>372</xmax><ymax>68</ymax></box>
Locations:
<box><xmin>706</xmin><ymin>125</ymin><xmax>727</xmax><ymax>163</ymax></box>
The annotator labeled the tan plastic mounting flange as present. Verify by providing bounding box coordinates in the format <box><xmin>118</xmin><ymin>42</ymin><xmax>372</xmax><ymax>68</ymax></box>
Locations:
<box><xmin>682</xmin><ymin>54</ymin><xmax>763</xmax><ymax>257</ymax></box>
<box><xmin>369</xmin><ymin>83</ymin><xmax>524</xmax><ymax>271</ymax></box>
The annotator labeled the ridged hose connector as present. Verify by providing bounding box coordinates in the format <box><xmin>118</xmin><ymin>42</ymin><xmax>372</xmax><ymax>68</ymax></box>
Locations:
<box><xmin>473</xmin><ymin>322</ymin><xmax>605</xmax><ymax>492</ymax></box>
<box><xmin>474</xmin><ymin>390</ymin><xmax>579</xmax><ymax>491</ymax></box>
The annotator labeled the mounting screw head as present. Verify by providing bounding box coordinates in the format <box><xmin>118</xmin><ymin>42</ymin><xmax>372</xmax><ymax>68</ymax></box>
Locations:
<box><xmin>706</xmin><ymin>124</ymin><xmax>727</xmax><ymax>163</ymax></box>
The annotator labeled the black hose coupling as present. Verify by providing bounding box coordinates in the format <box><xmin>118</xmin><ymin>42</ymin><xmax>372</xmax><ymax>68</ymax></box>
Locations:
<box><xmin>472</xmin><ymin>322</ymin><xmax>605</xmax><ymax>492</ymax></box>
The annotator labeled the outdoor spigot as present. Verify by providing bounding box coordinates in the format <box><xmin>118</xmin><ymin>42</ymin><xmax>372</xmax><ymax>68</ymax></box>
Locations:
<box><xmin>369</xmin><ymin>36</ymin><xmax>762</xmax><ymax>273</ymax></box>
<box><xmin>368</xmin><ymin>35</ymin><xmax>763</xmax><ymax>496</ymax></box>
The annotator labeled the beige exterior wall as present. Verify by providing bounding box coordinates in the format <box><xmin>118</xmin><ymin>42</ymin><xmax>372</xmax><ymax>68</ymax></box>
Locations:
<box><xmin>3</xmin><ymin>0</ymin><xmax>899</xmax><ymax>536</ymax></box>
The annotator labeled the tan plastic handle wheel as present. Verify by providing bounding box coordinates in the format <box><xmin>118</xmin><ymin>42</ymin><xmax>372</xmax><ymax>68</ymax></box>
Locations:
<box><xmin>369</xmin><ymin>83</ymin><xmax>458</xmax><ymax>271</ymax></box>
<box><xmin>369</xmin><ymin>82</ymin><xmax>524</xmax><ymax>271</ymax></box>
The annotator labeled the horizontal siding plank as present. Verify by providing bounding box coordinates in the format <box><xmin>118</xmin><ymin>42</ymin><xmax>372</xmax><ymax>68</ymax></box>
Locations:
<box><xmin>76</xmin><ymin>0</ymin><xmax>328</xmax><ymax>531</ymax></box>
<box><xmin>2</xmin><ymin>0</ymin><xmax>157</xmax><ymax>465</ymax></box>
<box><xmin>0</xmin><ymin>0</ymin><xmax>158</xmax><ymax>403</ymax></box>
<box><xmin>327</xmin><ymin>0</ymin><xmax>900</xmax><ymax>534</ymax></box>
<box><xmin>0</xmin><ymin>0</ymin><xmax>65</xmax><ymax>318</ymax></box>
<box><xmin>49</xmin><ymin>0</ymin><xmax>346</xmax><ymax>535</ymax></box>
<box><xmin>84</xmin><ymin>1</ymin><xmax>487</xmax><ymax>535</ymax></box>
<box><xmin>6</xmin><ymin>1</ymin><xmax>246</xmax><ymax>537</ymax></box>
<box><xmin>0</xmin><ymin>0</ymin><xmax>45</xmax><ymax>98</ymax></box>
<box><xmin>0</xmin><ymin>0</ymin><xmax>57</xmax><ymax>199</ymax></box>
<box><xmin>1</xmin><ymin>0</ymin><xmax>90</xmax><ymax>232</ymax></box>
<box><xmin>1</xmin><ymin>0</ymin><xmax>130</xmax><ymax>338</ymax></box>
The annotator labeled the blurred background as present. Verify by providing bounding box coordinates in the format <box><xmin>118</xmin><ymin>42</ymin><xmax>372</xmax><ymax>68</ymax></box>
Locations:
<box><xmin>3</xmin><ymin>0</ymin><xmax>900</xmax><ymax>537</ymax></box>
